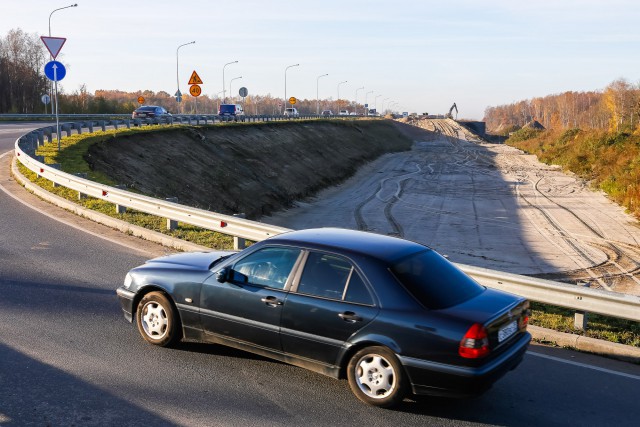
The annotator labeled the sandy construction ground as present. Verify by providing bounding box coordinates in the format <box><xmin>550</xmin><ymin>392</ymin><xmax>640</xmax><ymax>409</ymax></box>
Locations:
<box><xmin>265</xmin><ymin>119</ymin><xmax>640</xmax><ymax>296</ymax></box>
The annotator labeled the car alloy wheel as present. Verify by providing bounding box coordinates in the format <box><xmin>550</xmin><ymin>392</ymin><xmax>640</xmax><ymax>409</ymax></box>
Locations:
<box><xmin>347</xmin><ymin>346</ymin><xmax>406</xmax><ymax>407</ymax></box>
<box><xmin>136</xmin><ymin>292</ymin><xmax>180</xmax><ymax>347</ymax></box>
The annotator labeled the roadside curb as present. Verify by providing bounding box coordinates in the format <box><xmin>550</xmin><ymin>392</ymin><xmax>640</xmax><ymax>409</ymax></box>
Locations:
<box><xmin>10</xmin><ymin>155</ymin><xmax>210</xmax><ymax>253</ymax></box>
<box><xmin>528</xmin><ymin>325</ymin><xmax>640</xmax><ymax>363</ymax></box>
<box><xmin>8</xmin><ymin>154</ymin><xmax>640</xmax><ymax>364</ymax></box>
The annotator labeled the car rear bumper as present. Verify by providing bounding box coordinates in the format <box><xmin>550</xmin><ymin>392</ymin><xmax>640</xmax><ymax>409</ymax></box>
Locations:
<box><xmin>116</xmin><ymin>287</ymin><xmax>135</xmax><ymax>323</ymax></box>
<box><xmin>398</xmin><ymin>332</ymin><xmax>531</xmax><ymax>398</ymax></box>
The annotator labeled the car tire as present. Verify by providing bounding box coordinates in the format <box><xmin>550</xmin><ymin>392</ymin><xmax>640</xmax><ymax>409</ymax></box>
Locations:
<box><xmin>136</xmin><ymin>291</ymin><xmax>180</xmax><ymax>347</ymax></box>
<box><xmin>347</xmin><ymin>346</ymin><xmax>407</xmax><ymax>407</ymax></box>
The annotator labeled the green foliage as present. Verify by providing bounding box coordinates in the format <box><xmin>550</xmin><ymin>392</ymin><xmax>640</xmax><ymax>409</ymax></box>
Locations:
<box><xmin>507</xmin><ymin>127</ymin><xmax>543</xmax><ymax>143</ymax></box>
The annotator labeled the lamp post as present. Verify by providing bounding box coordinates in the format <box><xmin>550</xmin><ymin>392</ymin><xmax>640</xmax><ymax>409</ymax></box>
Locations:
<box><xmin>375</xmin><ymin>95</ymin><xmax>382</xmax><ymax>114</ymax></box>
<box><xmin>215</xmin><ymin>90</ymin><xmax>224</xmax><ymax>114</ymax></box>
<box><xmin>222</xmin><ymin>60</ymin><xmax>238</xmax><ymax>103</ymax></box>
<box><xmin>355</xmin><ymin>87</ymin><xmax>364</xmax><ymax>115</ymax></box>
<box><xmin>316</xmin><ymin>73</ymin><xmax>328</xmax><ymax>115</ymax></box>
<box><xmin>229</xmin><ymin>76</ymin><xmax>242</xmax><ymax>103</ymax></box>
<box><xmin>48</xmin><ymin>3</ymin><xmax>78</xmax><ymax>115</ymax></box>
<box><xmin>284</xmin><ymin>63</ymin><xmax>299</xmax><ymax>114</ymax></box>
<box><xmin>336</xmin><ymin>81</ymin><xmax>347</xmax><ymax>113</ymax></box>
<box><xmin>176</xmin><ymin>41</ymin><xmax>195</xmax><ymax>113</ymax></box>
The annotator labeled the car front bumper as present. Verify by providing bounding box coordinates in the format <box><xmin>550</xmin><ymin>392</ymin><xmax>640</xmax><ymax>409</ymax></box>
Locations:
<box><xmin>116</xmin><ymin>287</ymin><xmax>135</xmax><ymax>323</ymax></box>
<box><xmin>398</xmin><ymin>332</ymin><xmax>531</xmax><ymax>398</ymax></box>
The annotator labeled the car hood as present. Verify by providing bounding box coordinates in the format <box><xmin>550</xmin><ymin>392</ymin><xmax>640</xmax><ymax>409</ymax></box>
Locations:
<box><xmin>145</xmin><ymin>251</ymin><xmax>236</xmax><ymax>271</ymax></box>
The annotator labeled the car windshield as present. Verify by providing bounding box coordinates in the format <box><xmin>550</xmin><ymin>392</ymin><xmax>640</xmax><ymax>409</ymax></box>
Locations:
<box><xmin>390</xmin><ymin>249</ymin><xmax>484</xmax><ymax>309</ymax></box>
<box><xmin>137</xmin><ymin>106</ymin><xmax>155</xmax><ymax>112</ymax></box>
<box><xmin>219</xmin><ymin>105</ymin><xmax>236</xmax><ymax>113</ymax></box>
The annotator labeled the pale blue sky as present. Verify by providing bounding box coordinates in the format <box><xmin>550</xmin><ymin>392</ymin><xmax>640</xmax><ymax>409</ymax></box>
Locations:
<box><xmin>3</xmin><ymin>0</ymin><xmax>640</xmax><ymax>119</ymax></box>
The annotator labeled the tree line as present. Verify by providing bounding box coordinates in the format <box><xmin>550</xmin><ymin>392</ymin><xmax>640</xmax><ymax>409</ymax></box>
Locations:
<box><xmin>484</xmin><ymin>79</ymin><xmax>640</xmax><ymax>133</ymax></box>
<box><xmin>0</xmin><ymin>28</ymin><xmax>368</xmax><ymax>116</ymax></box>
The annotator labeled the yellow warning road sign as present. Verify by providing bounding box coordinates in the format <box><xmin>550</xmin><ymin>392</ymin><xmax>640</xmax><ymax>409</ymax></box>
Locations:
<box><xmin>289</xmin><ymin>97</ymin><xmax>297</xmax><ymax>105</ymax></box>
<box><xmin>188</xmin><ymin>70</ymin><xmax>203</xmax><ymax>85</ymax></box>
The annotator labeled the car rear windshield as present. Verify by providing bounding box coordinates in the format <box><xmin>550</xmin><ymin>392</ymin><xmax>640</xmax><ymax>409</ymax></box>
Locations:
<box><xmin>137</xmin><ymin>106</ymin><xmax>155</xmax><ymax>112</ymax></box>
<box><xmin>219</xmin><ymin>105</ymin><xmax>236</xmax><ymax>113</ymax></box>
<box><xmin>390</xmin><ymin>250</ymin><xmax>484</xmax><ymax>309</ymax></box>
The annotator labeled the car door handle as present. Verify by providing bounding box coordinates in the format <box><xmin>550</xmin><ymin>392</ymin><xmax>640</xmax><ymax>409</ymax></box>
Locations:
<box><xmin>338</xmin><ymin>311</ymin><xmax>362</xmax><ymax>323</ymax></box>
<box><xmin>261</xmin><ymin>296</ymin><xmax>283</xmax><ymax>307</ymax></box>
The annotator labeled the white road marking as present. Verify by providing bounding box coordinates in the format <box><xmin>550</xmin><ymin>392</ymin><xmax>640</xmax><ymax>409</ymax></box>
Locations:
<box><xmin>527</xmin><ymin>351</ymin><xmax>640</xmax><ymax>381</ymax></box>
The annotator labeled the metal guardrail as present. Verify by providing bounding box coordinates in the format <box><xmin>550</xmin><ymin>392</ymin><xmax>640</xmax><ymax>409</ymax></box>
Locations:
<box><xmin>13</xmin><ymin>118</ymin><xmax>640</xmax><ymax>326</ymax></box>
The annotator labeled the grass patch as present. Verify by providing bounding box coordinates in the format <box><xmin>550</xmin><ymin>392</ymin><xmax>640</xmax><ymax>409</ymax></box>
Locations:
<box><xmin>530</xmin><ymin>302</ymin><xmax>640</xmax><ymax>347</ymax></box>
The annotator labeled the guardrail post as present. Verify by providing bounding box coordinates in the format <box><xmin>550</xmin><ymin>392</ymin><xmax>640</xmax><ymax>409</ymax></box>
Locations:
<box><xmin>125</xmin><ymin>119</ymin><xmax>131</xmax><ymax>129</ymax></box>
<box><xmin>165</xmin><ymin>197</ymin><xmax>179</xmax><ymax>230</ymax></box>
<box><xmin>61</xmin><ymin>124</ymin><xmax>72</xmax><ymax>137</ymax></box>
<box><xmin>115</xmin><ymin>185</ymin><xmax>127</xmax><ymax>213</ymax></box>
<box><xmin>233</xmin><ymin>213</ymin><xmax>246</xmax><ymax>250</ymax></box>
<box><xmin>574</xmin><ymin>282</ymin><xmax>590</xmax><ymax>330</ymax></box>
<box><xmin>74</xmin><ymin>173</ymin><xmax>88</xmax><ymax>199</ymax></box>
<box><xmin>36</xmin><ymin>131</ymin><xmax>45</xmax><ymax>146</ymax></box>
<box><xmin>74</xmin><ymin>123</ymin><xmax>83</xmax><ymax>134</ymax></box>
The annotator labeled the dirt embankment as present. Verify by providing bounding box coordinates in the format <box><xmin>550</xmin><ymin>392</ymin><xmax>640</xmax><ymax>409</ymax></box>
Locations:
<box><xmin>84</xmin><ymin>120</ymin><xmax>413</xmax><ymax>219</ymax></box>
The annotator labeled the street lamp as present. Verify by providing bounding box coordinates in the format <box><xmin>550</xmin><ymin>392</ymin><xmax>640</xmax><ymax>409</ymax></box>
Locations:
<box><xmin>284</xmin><ymin>63</ymin><xmax>299</xmax><ymax>113</ymax></box>
<box><xmin>316</xmin><ymin>73</ymin><xmax>328</xmax><ymax>115</ymax></box>
<box><xmin>365</xmin><ymin>91</ymin><xmax>373</xmax><ymax>116</ymax></box>
<box><xmin>355</xmin><ymin>87</ymin><xmax>364</xmax><ymax>115</ymax></box>
<box><xmin>176</xmin><ymin>40</ymin><xmax>195</xmax><ymax>111</ymax></box>
<box><xmin>337</xmin><ymin>81</ymin><xmax>347</xmax><ymax>113</ymax></box>
<box><xmin>222</xmin><ymin>60</ymin><xmax>238</xmax><ymax>103</ymax></box>
<box><xmin>229</xmin><ymin>76</ymin><xmax>242</xmax><ymax>103</ymax></box>
<box><xmin>48</xmin><ymin>3</ymin><xmax>78</xmax><ymax>115</ymax></box>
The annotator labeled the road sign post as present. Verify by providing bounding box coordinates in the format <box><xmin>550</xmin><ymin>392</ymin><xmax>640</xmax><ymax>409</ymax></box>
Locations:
<box><xmin>44</xmin><ymin>60</ymin><xmax>66</xmax><ymax>151</ymax></box>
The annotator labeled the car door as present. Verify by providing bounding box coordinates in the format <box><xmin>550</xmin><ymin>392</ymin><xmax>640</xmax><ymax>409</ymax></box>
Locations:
<box><xmin>280</xmin><ymin>251</ymin><xmax>379</xmax><ymax>366</ymax></box>
<box><xmin>200</xmin><ymin>246</ymin><xmax>302</xmax><ymax>352</ymax></box>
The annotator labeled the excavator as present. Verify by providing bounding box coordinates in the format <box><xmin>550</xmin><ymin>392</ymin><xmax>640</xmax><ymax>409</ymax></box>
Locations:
<box><xmin>445</xmin><ymin>103</ymin><xmax>458</xmax><ymax>119</ymax></box>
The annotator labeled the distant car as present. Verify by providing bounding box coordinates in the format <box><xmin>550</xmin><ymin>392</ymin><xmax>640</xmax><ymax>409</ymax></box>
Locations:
<box><xmin>321</xmin><ymin>110</ymin><xmax>333</xmax><ymax>117</ymax></box>
<box><xmin>349</xmin><ymin>112</ymin><xmax>357</xmax><ymax>116</ymax></box>
<box><xmin>132</xmin><ymin>105</ymin><xmax>171</xmax><ymax>119</ymax></box>
<box><xmin>116</xmin><ymin>228</ymin><xmax>531</xmax><ymax>408</ymax></box>
<box><xmin>339</xmin><ymin>110</ymin><xmax>349</xmax><ymax>116</ymax></box>
<box><xmin>218</xmin><ymin>104</ymin><xmax>244</xmax><ymax>118</ymax></box>
<box><xmin>284</xmin><ymin>107</ymin><xmax>299</xmax><ymax>117</ymax></box>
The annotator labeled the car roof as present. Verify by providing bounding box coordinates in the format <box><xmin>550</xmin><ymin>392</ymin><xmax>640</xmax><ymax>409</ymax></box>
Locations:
<box><xmin>265</xmin><ymin>228</ymin><xmax>426</xmax><ymax>263</ymax></box>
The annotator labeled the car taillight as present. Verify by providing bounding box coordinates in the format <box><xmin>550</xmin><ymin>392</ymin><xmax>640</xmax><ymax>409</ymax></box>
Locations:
<box><xmin>519</xmin><ymin>309</ymin><xmax>530</xmax><ymax>329</ymax></box>
<box><xmin>459</xmin><ymin>323</ymin><xmax>490</xmax><ymax>359</ymax></box>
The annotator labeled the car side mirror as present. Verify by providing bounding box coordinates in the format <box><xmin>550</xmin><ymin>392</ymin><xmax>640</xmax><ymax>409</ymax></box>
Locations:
<box><xmin>216</xmin><ymin>267</ymin><xmax>230</xmax><ymax>283</ymax></box>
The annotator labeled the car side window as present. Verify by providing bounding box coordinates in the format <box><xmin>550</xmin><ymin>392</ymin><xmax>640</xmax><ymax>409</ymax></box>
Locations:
<box><xmin>232</xmin><ymin>247</ymin><xmax>301</xmax><ymax>289</ymax></box>
<box><xmin>344</xmin><ymin>270</ymin><xmax>374</xmax><ymax>305</ymax></box>
<box><xmin>297</xmin><ymin>252</ymin><xmax>373</xmax><ymax>305</ymax></box>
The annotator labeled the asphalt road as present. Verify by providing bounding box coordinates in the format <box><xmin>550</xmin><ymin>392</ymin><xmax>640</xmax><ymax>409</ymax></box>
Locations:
<box><xmin>1</xmin><ymin>123</ymin><xmax>640</xmax><ymax>426</ymax></box>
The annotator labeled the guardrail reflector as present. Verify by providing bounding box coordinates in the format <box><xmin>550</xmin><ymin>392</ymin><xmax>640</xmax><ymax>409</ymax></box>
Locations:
<box><xmin>102</xmin><ymin>190</ymin><xmax>108</xmax><ymax>196</ymax></box>
<box><xmin>220</xmin><ymin>221</ymin><xmax>227</xmax><ymax>227</ymax></box>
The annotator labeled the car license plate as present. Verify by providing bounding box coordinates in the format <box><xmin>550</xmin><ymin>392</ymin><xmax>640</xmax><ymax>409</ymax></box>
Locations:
<box><xmin>498</xmin><ymin>320</ymin><xmax>518</xmax><ymax>343</ymax></box>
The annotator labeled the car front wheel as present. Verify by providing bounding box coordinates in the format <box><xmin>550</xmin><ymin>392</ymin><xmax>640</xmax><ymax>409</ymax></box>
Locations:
<box><xmin>347</xmin><ymin>346</ymin><xmax>407</xmax><ymax>407</ymax></box>
<box><xmin>136</xmin><ymin>291</ymin><xmax>180</xmax><ymax>347</ymax></box>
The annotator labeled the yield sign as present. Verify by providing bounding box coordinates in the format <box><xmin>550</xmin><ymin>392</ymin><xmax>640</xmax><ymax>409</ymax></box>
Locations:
<box><xmin>188</xmin><ymin>70</ymin><xmax>203</xmax><ymax>85</ymax></box>
<box><xmin>40</xmin><ymin>36</ymin><xmax>67</xmax><ymax>59</ymax></box>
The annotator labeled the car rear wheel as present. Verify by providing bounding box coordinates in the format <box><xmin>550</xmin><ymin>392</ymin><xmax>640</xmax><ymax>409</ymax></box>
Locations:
<box><xmin>136</xmin><ymin>292</ymin><xmax>180</xmax><ymax>347</ymax></box>
<box><xmin>347</xmin><ymin>346</ymin><xmax>407</xmax><ymax>407</ymax></box>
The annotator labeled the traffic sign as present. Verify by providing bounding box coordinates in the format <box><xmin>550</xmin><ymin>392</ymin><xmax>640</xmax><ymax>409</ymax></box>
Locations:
<box><xmin>175</xmin><ymin>89</ymin><xmax>182</xmax><ymax>97</ymax></box>
<box><xmin>40</xmin><ymin>36</ymin><xmax>66</xmax><ymax>60</ymax></box>
<box><xmin>239</xmin><ymin>87</ymin><xmax>248</xmax><ymax>97</ymax></box>
<box><xmin>188</xmin><ymin>70</ymin><xmax>203</xmax><ymax>85</ymax></box>
<box><xmin>176</xmin><ymin>95</ymin><xmax>183</xmax><ymax>103</ymax></box>
<box><xmin>364</xmin><ymin>103</ymin><xmax>368</xmax><ymax>108</ymax></box>
<box><xmin>41</xmin><ymin>94</ymin><xmax>51</xmax><ymax>105</ymax></box>
<box><xmin>189</xmin><ymin>85</ymin><xmax>202</xmax><ymax>97</ymax></box>
<box><xmin>44</xmin><ymin>61</ymin><xmax>66</xmax><ymax>81</ymax></box>
<box><xmin>289</xmin><ymin>97</ymin><xmax>297</xmax><ymax>105</ymax></box>
<box><xmin>137</xmin><ymin>96</ymin><xmax>145</xmax><ymax>104</ymax></box>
